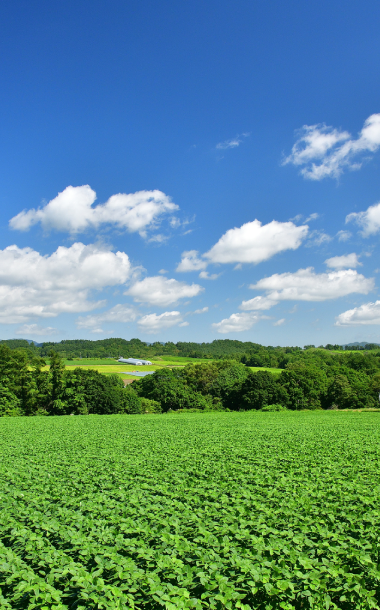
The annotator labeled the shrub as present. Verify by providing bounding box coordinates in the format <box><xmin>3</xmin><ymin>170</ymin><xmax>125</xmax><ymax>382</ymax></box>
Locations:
<box><xmin>120</xmin><ymin>388</ymin><xmax>142</xmax><ymax>414</ymax></box>
<box><xmin>140</xmin><ymin>397</ymin><xmax>162</xmax><ymax>413</ymax></box>
<box><xmin>261</xmin><ymin>403</ymin><xmax>288</xmax><ymax>412</ymax></box>
<box><xmin>0</xmin><ymin>385</ymin><xmax>22</xmax><ymax>417</ymax></box>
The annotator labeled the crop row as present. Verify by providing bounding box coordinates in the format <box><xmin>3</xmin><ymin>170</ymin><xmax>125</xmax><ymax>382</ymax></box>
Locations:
<box><xmin>1</xmin><ymin>412</ymin><xmax>380</xmax><ymax>608</ymax></box>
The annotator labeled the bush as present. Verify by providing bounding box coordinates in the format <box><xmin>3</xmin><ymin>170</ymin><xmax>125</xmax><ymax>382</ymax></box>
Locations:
<box><xmin>136</xmin><ymin>369</ymin><xmax>212</xmax><ymax>412</ymax></box>
<box><xmin>120</xmin><ymin>388</ymin><xmax>143</xmax><ymax>414</ymax></box>
<box><xmin>140</xmin><ymin>397</ymin><xmax>162</xmax><ymax>413</ymax></box>
<box><xmin>261</xmin><ymin>404</ymin><xmax>288</xmax><ymax>412</ymax></box>
<box><xmin>237</xmin><ymin>370</ymin><xmax>287</xmax><ymax>410</ymax></box>
<box><xmin>63</xmin><ymin>369</ymin><xmax>125</xmax><ymax>414</ymax></box>
<box><xmin>0</xmin><ymin>385</ymin><xmax>22</xmax><ymax>416</ymax></box>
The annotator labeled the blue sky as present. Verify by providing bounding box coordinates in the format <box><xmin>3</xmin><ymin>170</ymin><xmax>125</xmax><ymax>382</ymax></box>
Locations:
<box><xmin>1</xmin><ymin>0</ymin><xmax>380</xmax><ymax>346</ymax></box>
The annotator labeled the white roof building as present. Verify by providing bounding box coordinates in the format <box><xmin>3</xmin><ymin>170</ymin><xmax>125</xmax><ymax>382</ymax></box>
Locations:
<box><xmin>118</xmin><ymin>357</ymin><xmax>152</xmax><ymax>365</ymax></box>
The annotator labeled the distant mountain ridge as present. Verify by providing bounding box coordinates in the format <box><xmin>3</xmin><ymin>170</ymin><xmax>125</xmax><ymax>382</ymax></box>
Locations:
<box><xmin>342</xmin><ymin>342</ymin><xmax>380</xmax><ymax>348</ymax></box>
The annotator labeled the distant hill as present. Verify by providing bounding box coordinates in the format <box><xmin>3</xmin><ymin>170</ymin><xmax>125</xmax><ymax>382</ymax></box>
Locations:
<box><xmin>343</xmin><ymin>342</ymin><xmax>380</xmax><ymax>348</ymax></box>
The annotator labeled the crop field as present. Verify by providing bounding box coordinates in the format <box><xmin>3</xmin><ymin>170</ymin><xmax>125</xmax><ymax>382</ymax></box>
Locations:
<box><xmin>1</xmin><ymin>412</ymin><xmax>380</xmax><ymax>609</ymax></box>
<box><xmin>43</xmin><ymin>358</ymin><xmax>281</xmax><ymax>380</ymax></box>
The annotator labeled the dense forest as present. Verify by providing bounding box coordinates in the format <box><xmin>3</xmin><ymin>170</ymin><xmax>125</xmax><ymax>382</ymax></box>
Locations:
<box><xmin>1</xmin><ymin>337</ymin><xmax>379</xmax><ymax>362</ymax></box>
<box><xmin>1</xmin><ymin>341</ymin><xmax>380</xmax><ymax>416</ymax></box>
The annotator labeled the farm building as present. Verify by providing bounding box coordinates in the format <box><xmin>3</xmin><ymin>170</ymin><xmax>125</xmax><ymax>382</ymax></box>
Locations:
<box><xmin>118</xmin><ymin>357</ymin><xmax>153</xmax><ymax>365</ymax></box>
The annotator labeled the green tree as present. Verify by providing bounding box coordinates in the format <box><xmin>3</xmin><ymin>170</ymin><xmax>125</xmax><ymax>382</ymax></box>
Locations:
<box><xmin>324</xmin><ymin>374</ymin><xmax>352</xmax><ymax>409</ymax></box>
<box><xmin>62</xmin><ymin>369</ymin><xmax>125</xmax><ymax>414</ymax></box>
<box><xmin>120</xmin><ymin>388</ymin><xmax>142</xmax><ymax>414</ymax></box>
<box><xmin>49</xmin><ymin>350</ymin><xmax>65</xmax><ymax>403</ymax></box>
<box><xmin>0</xmin><ymin>385</ymin><xmax>21</xmax><ymax>416</ymax></box>
<box><xmin>135</xmin><ymin>369</ymin><xmax>211</xmax><ymax>411</ymax></box>
<box><xmin>237</xmin><ymin>370</ymin><xmax>286</xmax><ymax>411</ymax></box>
<box><xmin>279</xmin><ymin>363</ymin><xmax>327</xmax><ymax>409</ymax></box>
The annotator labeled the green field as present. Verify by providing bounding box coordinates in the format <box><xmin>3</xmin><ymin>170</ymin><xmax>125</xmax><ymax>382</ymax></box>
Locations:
<box><xmin>53</xmin><ymin>357</ymin><xmax>282</xmax><ymax>380</ymax></box>
<box><xmin>1</xmin><ymin>412</ymin><xmax>380</xmax><ymax>609</ymax></box>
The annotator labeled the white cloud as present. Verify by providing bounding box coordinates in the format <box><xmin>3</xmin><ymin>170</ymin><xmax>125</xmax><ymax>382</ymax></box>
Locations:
<box><xmin>239</xmin><ymin>296</ymin><xmax>278</xmax><ymax>311</ymax></box>
<box><xmin>250</xmin><ymin>268</ymin><xmax>373</xmax><ymax>302</ymax></box>
<box><xmin>216</xmin><ymin>132</ymin><xmax>250</xmax><ymax>150</ymax></box>
<box><xmin>193</xmin><ymin>307</ymin><xmax>208</xmax><ymax>314</ymax></box>
<box><xmin>176</xmin><ymin>250</ymin><xmax>207</xmax><ymax>272</ymax></box>
<box><xmin>306</xmin><ymin>230</ymin><xmax>332</xmax><ymax>247</ymax></box>
<box><xmin>337</xmin><ymin>230</ymin><xmax>352</xmax><ymax>242</ymax></box>
<box><xmin>0</xmin><ymin>242</ymin><xmax>132</xmax><ymax>324</ymax></box>
<box><xmin>76</xmin><ymin>304</ymin><xmax>138</xmax><ymax>330</ymax></box>
<box><xmin>126</xmin><ymin>275</ymin><xmax>203</xmax><ymax>307</ymax></box>
<box><xmin>325</xmin><ymin>253</ymin><xmax>361</xmax><ymax>269</ymax></box>
<box><xmin>346</xmin><ymin>201</ymin><xmax>380</xmax><ymax>236</ymax></box>
<box><xmin>283</xmin><ymin>113</ymin><xmax>380</xmax><ymax>179</ymax></box>
<box><xmin>138</xmin><ymin>311</ymin><xmax>185</xmax><ymax>333</ymax></box>
<box><xmin>212</xmin><ymin>312</ymin><xmax>268</xmax><ymax>334</ymax></box>
<box><xmin>305</xmin><ymin>213</ymin><xmax>319</xmax><ymax>222</ymax></box>
<box><xmin>9</xmin><ymin>185</ymin><xmax>178</xmax><ymax>237</ymax></box>
<box><xmin>335</xmin><ymin>301</ymin><xmax>380</xmax><ymax>326</ymax></box>
<box><xmin>15</xmin><ymin>324</ymin><xmax>58</xmax><ymax>336</ymax></box>
<box><xmin>273</xmin><ymin>318</ymin><xmax>285</xmax><ymax>326</ymax></box>
<box><xmin>204</xmin><ymin>219</ymin><xmax>308</xmax><ymax>264</ymax></box>
<box><xmin>199</xmin><ymin>271</ymin><xmax>220</xmax><ymax>280</ymax></box>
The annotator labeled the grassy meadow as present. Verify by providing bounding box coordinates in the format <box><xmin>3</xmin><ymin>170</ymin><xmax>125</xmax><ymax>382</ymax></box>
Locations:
<box><xmin>1</xmin><ymin>411</ymin><xmax>380</xmax><ymax>608</ymax></box>
<box><xmin>38</xmin><ymin>356</ymin><xmax>282</xmax><ymax>380</ymax></box>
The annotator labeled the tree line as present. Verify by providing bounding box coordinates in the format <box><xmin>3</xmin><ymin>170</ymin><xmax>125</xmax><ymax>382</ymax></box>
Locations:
<box><xmin>1</xmin><ymin>337</ymin><xmax>379</xmax><ymax>363</ymax></box>
<box><xmin>1</xmin><ymin>343</ymin><xmax>380</xmax><ymax>416</ymax></box>
<box><xmin>0</xmin><ymin>345</ymin><xmax>159</xmax><ymax>417</ymax></box>
<box><xmin>135</xmin><ymin>351</ymin><xmax>380</xmax><ymax>411</ymax></box>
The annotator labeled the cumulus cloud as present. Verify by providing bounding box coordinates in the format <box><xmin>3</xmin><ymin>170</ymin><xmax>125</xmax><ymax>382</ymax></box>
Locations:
<box><xmin>15</xmin><ymin>324</ymin><xmax>58</xmax><ymax>336</ymax></box>
<box><xmin>216</xmin><ymin>132</ymin><xmax>250</xmax><ymax>150</ymax></box>
<box><xmin>346</xmin><ymin>201</ymin><xmax>380</xmax><ymax>236</ymax></box>
<box><xmin>138</xmin><ymin>311</ymin><xmax>186</xmax><ymax>333</ymax></box>
<box><xmin>126</xmin><ymin>275</ymin><xmax>203</xmax><ymax>307</ymax></box>
<box><xmin>76</xmin><ymin>304</ymin><xmax>138</xmax><ymax>331</ymax></box>
<box><xmin>337</xmin><ymin>230</ymin><xmax>352</xmax><ymax>242</ymax></box>
<box><xmin>193</xmin><ymin>307</ymin><xmax>208</xmax><ymax>314</ymax></box>
<box><xmin>283</xmin><ymin>113</ymin><xmax>380</xmax><ymax>179</ymax></box>
<box><xmin>325</xmin><ymin>253</ymin><xmax>361</xmax><ymax>269</ymax></box>
<box><xmin>176</xmin><ymin>250</ymin><xmax>207</xmax><ymax>272</ymax></box>
<box><xmin>9</xmin><ymin>185</ymin><xmax>178</xmax><ymax>237</ymax></box>
<box><xmin>273</xmin><ymin>318</ymin><xmax>285</xmax><ymax>326</ymax></box>
<box><xmin>239</xmin><ymin>296</ymin><xmax>279</xmax><ymax>311</ymax></box>
<box><xmin>335</xmin><ymin>301</ymin><xmax>380</xmax><ymax>326</ymax></box>
<box><xmin>199</xmin><ymin>271</ymin><xmax>220</xmax><ymax>280</ymax></box>
<box><xmin>212</xmin><ymin>312</ymin><xmax>268</xmax><ymax>333</ymax></box>
<box><xmin>0</xmin><ymin>242</ymin><xmax>132</xmax><ymax>324</ymax></box>
<box><xmin>204</xmin><ymin>219</ymin><xmax>308</xmax><ymax>264</ymax></box>
<box><xmin>250</xmin><ymin>268</ymin><xmax>373</xmax><ymax>302</ymax></box>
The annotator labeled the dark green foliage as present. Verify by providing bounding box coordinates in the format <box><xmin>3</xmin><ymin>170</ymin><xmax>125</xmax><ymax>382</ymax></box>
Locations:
<box><xmin>140</xmin><ymin>397</ymin><xmax>162</xmax><ymax>413</ymax></box>
<box><xmin>49</xmin><ymin>350</ymin><xmax>65</xmax><ymax>404</ymax></box>
<box><xmin>135</xmin><ymin>368</ymin><xmax>212</xmax><ymax>411</ymax></box>
<box><xmin>0</xmin><ymin>385</ymin><xmax>21</xmax><ymax>416</ymax></box>
<box><xmin>324</xmin><ymin>374</ymin><xmax>353</xmax><ymax>409</ymax></box>
<box><xmin>237</xmin><ymin>370</ymin><xmax>287</xmax><ymax>410</ymax></box>
<box><xmin>279</xmin><ymin>363</ymin><xmax>328</xmax><ymax>410</ymax></box>
<box><xmin>181</xmin><ymin>360</ymin><xmax>249</xmax><ymax>409</ymax></box>
<box><xmin>1</xmin><ymin>340</ymin><xmax>380</xmax><ymax>416</ymax></box>
<box><xmin>120</xmin><ymin>387</ymin><xmax>143</xmax><ymax>414</ymax></box>
<box><xmin>62</xmin><ymin>369</ymin><xmax>126</xmax><ymax>414</ymax></box>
